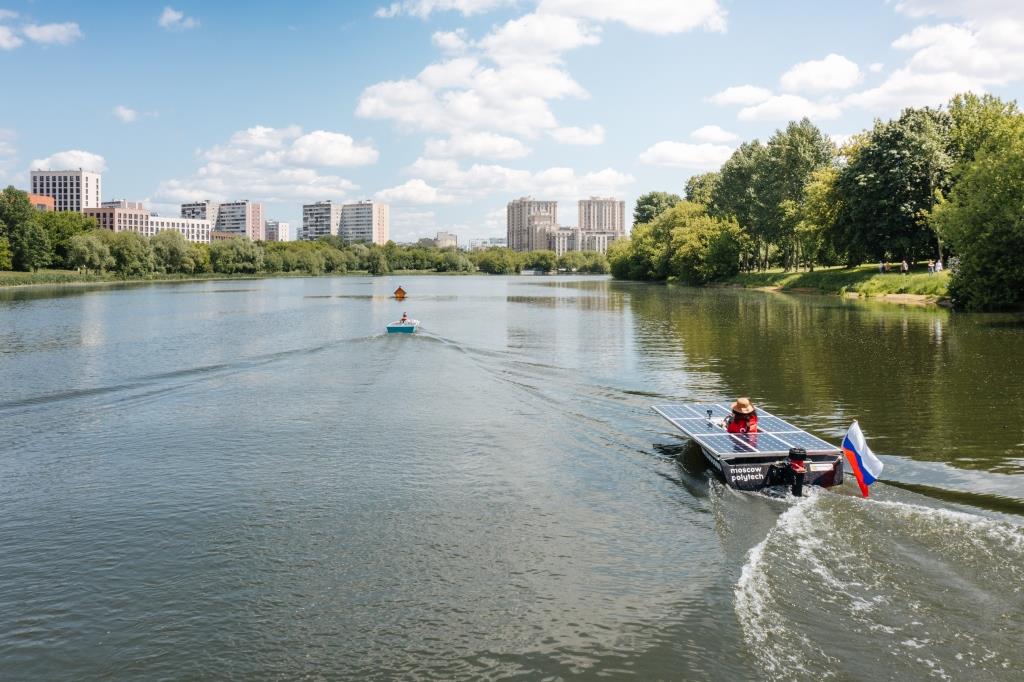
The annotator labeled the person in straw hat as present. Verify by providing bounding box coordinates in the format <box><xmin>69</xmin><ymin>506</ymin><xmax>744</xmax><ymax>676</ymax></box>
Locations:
<box><xmin>726</xmin><ymin>397</ymin><xmax>759</xmax><ymax>434</ymax></box>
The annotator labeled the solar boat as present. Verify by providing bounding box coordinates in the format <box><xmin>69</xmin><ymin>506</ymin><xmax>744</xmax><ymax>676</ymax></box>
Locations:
<box><xmin>653</xmin><ymin>403</ymin><xmax>844</xmax><ymax>492</ymax></box>
<box><xmin>386</xmin><ymin>318</ymin><xmax>420</xmax><ymax>334</ymax></box>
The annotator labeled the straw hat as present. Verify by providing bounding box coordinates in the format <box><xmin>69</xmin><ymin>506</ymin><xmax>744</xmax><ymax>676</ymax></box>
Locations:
<box><xmin>731</xmin><ymin>397</ymin><xmax>755</xmax><ymax>414</ymax></box>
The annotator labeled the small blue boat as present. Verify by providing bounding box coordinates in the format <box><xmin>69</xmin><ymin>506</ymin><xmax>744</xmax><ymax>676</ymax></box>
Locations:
<box><xmin>386</xmin><ymin>318</ymin><xmax>420</xmax><ymax>334</ymax></box>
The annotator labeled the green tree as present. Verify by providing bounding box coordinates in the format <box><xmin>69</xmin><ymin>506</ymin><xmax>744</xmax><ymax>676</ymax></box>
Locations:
<box><xmin>833</xmin><ymin>107</ymin><xmax>952</xmax><ymax>264</ymax></box>
<box><xmin>151</xmin><ymin>230</ymin><xmax>196</xmax><ymax>273</ymax></box>
<box><xmin>473</xmin><ymin>247</ymin><xmax>520</xmax><ymax>274</ymax></box>
<box><xmin>209</xmin><ymin>237</ymin><xmax>263</xmax><ymax>273</ymax></box>
<box><xmin>633</xmin><ymin>191</ymin><xmax>681</xmax><ymax>225</ymax></box>
<box><xmin>0</xmin><ymin>187</ymin><xmax>35</xmax><ymax>241</ymax></box>
<box><xmin>109</xmin><ymin>231</ymin><xmax>154</xmax><ymax>276</ymax></box>
<box><xmin>684</xmin><ymin>172</ymin><xmax>720</xmax><ymax>207</ymax></box>
<box><xmin>931</xmin><ymin>116</ymin><xmax>1024</xmax><ymax>310</ymax></box>
<box><xmin>10</xmin><ymin>220</ymin><xmax>51</xmax><ymax>271</ymax></box>
<box><xmin>36</xmin><ymin>211</ymin><xmax>97</xmax><ymax>267</ymax></box>
<box><xmin>711</xmin><ymin>140</ymin><xmax>769</xmax><ymax>266</ymax></box>
<box><xmin>67</xmin><ymin>233</ymin><xmax>114</xmax><ymax>273</ymax></box>
<box><xmin>948</xmin><ymin>92</ymin><xmax>1020</xmax><ymax>169</ymax></box>
<box><xmin>0</xmin><ymin>235</ymin><xmax>10</xmax><ymax>270</ymax></box>
<box><xmin>522</xmin><ymin>250</ymin><xmax>557</xmax><ymax>271</ymax></box>
<box><xmin>557</xmin><ymin>251</ymin><xmax>588</xmax><ymax>272</ymax></box>
<box><xmin>435</xmin><ymin>250</ymin><xmax>474</xmax><ymax>272</ymax></box>
<box><xmin>667</xmin><ymin>208</ymin><xmax>744</xmax><ymax>285</ymax></box>
<box><xmin>367</xmin><ymin>249</ymin><xmax>390</xmax><ymax>275</ymax></box>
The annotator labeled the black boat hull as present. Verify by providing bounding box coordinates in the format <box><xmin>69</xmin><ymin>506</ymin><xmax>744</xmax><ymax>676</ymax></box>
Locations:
<box><xmin>701</xmin><ymin>448</ymin><xmax>844</xmax><ymax>491</ymax></box>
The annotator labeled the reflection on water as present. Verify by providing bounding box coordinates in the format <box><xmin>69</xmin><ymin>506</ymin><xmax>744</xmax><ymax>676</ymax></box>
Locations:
<box><xmin>0</xmin><ymin>275</ymin><xmax>1021</xmax><ymax>680</ymax></box>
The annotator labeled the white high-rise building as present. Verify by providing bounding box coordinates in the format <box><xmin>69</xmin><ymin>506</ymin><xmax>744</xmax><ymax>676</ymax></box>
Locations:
<box><xmin>216</xmin><ymin>200</ymin><xmax>264</xmax><ymax>241</ymax></box>
<box><xmin>181</xmin><ymin>200</ymin><xmax>220</xmax><ymax>227</ymax></box>
<box><xmin>302</xmin><ymin>201</ymin><xmax>343</xmax><ymax>240</ymax></box>
<box><xmin>340</xmin><ymin>201</ymin><xmax>389</xmax><ymax>245</ymax></box>
<box><xmin>265</xmin><ymin>220</ymin><xmax>292</xmax><ymax>242</ymax></box>
<box><xmin>578</xmin><ymin>197</ymin><xmax>626</xmax><ymax>236</ymax></box>
<box><xmin>507</xmin><ymin>197</ymin><xmax>557</xmax><ymax>252</ymax></box>
<box><xmin>30</xmin><ymin>169</ymin><xmax>102</xmax><ymax>212</ymax></box>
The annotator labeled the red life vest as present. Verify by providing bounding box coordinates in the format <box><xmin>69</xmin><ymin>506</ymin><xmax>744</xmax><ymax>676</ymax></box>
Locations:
<box><xmin>727</xmin><ymin>413</ymin><xmax>758</xmax><ymax>434</ymax></box>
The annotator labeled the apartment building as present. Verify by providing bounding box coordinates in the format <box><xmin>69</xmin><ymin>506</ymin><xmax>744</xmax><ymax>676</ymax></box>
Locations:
<box><xmin>30</xmin><ymin>169</ymin><xmax>102</xmax><ymax>212</ymax></box>
<box><xmin>181</xmin><ymin>200</ymin><xmax>220</xmax><ymax>227</ymax></box>
<box><xmin>86</xmin><ymin>200</ymin><xmax>211</xmax><ymax>243</ymax></box>
<box><xmin>340</xmin><ymin>201</ymin><xmax>389</xmax><ymax>245</ymax></box>
<box><xmin>264</xmin><ymin>220</ymin><xmax>292</xmax><ymax>242</ymax></box>
<box><xmin>302</xmin><ymin>201</ymin><xmax>342</xmax><ymax>240</ymax></box>
<box><xmin>547</xmin><ymin>226</ymin><xmax>620</xmax><ymax>256</ymax></box>
<box><xmin>216</xmin><ymin>200</ymin><xmax>264</xmax><ymax>241</ymax></box>
<box><xmin>435</xmin><ymin>231</ymin><xmax>458</xmax><ymax>249</ymax></box>
<box><xmin>578</xmin><ymin>197</ymin><xmax>626</xmax><ymax>236</ymax></box>
<box><xmin>507</xmin><ymin>197</ymin><xmax>557</xmax><ymax>252</ymax></box>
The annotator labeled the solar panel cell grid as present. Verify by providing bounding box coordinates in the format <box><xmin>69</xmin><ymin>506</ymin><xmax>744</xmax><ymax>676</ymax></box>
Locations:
<box><xmin>670</xmin><ymin>418</ymin><xmax>725</xmax><ymax>435</ymax></box>
<box><xmin>773</xmin><ymin>431</ymin><xmax>837</xmax><ymax>452</ymax></box>
<box><xmin>752</xmin><ymin>415</ymin><xmax>797</xmax><ymax>432</ymax></box>
<box><xmin>730</xmin><ymin>432</ymin><xmax>795</xmax><ymax>453</ymax></box>
<box><xmin>696</xmin><ymin>434</ymin><xmax>756</xmax><ymax>454</ymax></box>
<box><xmin>655</xmin><ymin>404</ymin><xmax>701</xmax><ymax>419</ymax></box>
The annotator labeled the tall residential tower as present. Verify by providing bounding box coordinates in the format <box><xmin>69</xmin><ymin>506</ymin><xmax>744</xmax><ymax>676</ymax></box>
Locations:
<box><xmin>30</xmin><ymin>169</ymin><xmax>102</xmax><ymax>212</ymax></box>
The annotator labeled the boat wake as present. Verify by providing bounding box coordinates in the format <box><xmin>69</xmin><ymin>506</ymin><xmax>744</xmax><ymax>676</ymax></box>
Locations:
<box><xmin>734</xmin><ymin>489</ymin><xmax>1024</xmax><ymax>681</ymax></box>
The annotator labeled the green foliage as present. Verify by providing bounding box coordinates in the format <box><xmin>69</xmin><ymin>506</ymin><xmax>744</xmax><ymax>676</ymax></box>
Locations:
<box><xmin>0</xmin><ymin>236</ymin><xmax>10</xmax><ymax>270</ymax></box>
<box><xmin>932</xmin><ymin>115</ymin><xmax>1024</xmax><ymax>310</ymax></box>
<box><xmin>684</xmin><ymin>172</ymin><xmax>720</xmax><ymax>206</ymax></box>
<box><xmin>210</xmin><ymin>237</ymin><xmax>264</xmax><ymax>273</ymax></box>
<box><xmin>36</xmin><ymin>211</ymin><xmax>97</xmax><ymax>267</ymax></box>
<box><xmin>10</xmin><ymin>220</ymin><xmax>51</xmax><ymax>271</ymax></box>
<box><xmin>67</xmin><ymin>233</ymin><xmax>114</xmax><ymax>273</ymax></box>
<box><xmin>0</xmin><ymin>186</ymin><xmax>35</xmax><ymax>241</ymax></box>
<box><xmin>108</xmin><ymin>231</ymin><xmax>154</xmax><ymax>277</ymax></box>
<box><xmin>633</xmin><ymin>191</ymin><xmax>681</xmax><ymax>225</ymax></box>
<box><xmin>435</xmin><ymin>250</ymin><xmax>474</xmax><ymax>272</ymax></box>
<box><xmin>948</xmin><ymin>92</ymin><xmax>1019</xmax><ymax>169</ymax></box>
<box><xmin>832</xmin><ymin>107</ymin><xmax>952</xmax><ymax>264</ymax></box>
<box><xmin>473</xmin><ymin>248</ymin><xmax>521</xmax><ymax>274</ymax></box>
<box><xmin>367</xmin><ymin>249</ymin><xmax>390</xmax><ymax>275</ymax></box>
<box><xmin>521</xmin><ymin>250</ymin><xmax>557</xmax><ymax>271</ymax></box>
<box><xmin>151</xmin><ymin>230</ymin><xmax>198</xmax><ymax>274</ymax></box>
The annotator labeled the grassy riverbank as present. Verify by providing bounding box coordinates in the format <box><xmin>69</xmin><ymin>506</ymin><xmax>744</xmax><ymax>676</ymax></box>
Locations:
<box><xmin>721</xmin><ymin>264</ymin><xmax>951</xmax><ymax>302</ymax></box>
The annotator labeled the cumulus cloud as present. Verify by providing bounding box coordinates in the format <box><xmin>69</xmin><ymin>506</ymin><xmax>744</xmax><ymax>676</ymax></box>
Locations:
<box><xmin>0</xmin><ymin>24</ymin><xmax>21</xmax><ymax>50</ymax></box>
<box><xmin>375</xmin><ymin>178</ymin><xmax>455</xmax><ymax>204</ymax></box>
<box><xmin>869</xmin><ymin>62</ymin><xmax>885</xmax><ymax>73</ymax></box>
<box><xmin>376</xmin><ymin>0</ymin><xmax>513</xmax><ymax>18</ymax></box>
<box><xmin>690</xmin><ymin>124</ymin><xmax>738</xmax><ymax>143</ymax></box>
<box><xmin>477</xmin><ymin>12</ymin><xmax>600</xmax><ymax>66</ymax></box>
<box><xmin>638</xmin><ymin>141</ymin><xmax>733</xmax><ymax>168</ymax></box>
<box><xmin>405</xmin><ymin>157</ymin><xmax>633</xmax><ymax>202</ymax></box>
<box><xmin>22</xmin><ymin>22</ymin><xmax>83</xmax><ymax>45</ymax></box>
<box><xmin>738</xmin><ymin>94</ymin><xmax>842</xmax><ymax>121</ymax></box>
<box><xmin>31</xmin><ymin>150</ymin><xmax>107</xmax><ymax>172</ymax></box>
<box><xmin>152</xmin><ymin>126</ymin><xmax>372</xmax><ymax>206</ymax></box>
<box><xmin>709</xmin><ymin>84</ymin><xmax>772</xmax><ymax>106</ymax></box>
<box><xmin>425</xmin><ymin>132</ymin><xmax>530</xmax><ymax>158</ymax></box>
<box><xmin>780</xmin><ymin>53</ymin><xmax>862</xmax><ymax>92</ymax></box>
<box><xmin>159</xmin><ymin>7</ymin><xmax>199</xmax><ymax>31</ymax></box>
<box><xmin>548</xmin><ymin>124</ymin><xmax>605</xmax><ymax>145</ymax></box>
<box><xmin>113</xmin><ymin>105</ymin><xmax>138</xmax><ymax>123</ymax></box>
<box><xmin>537</xmin><ymin>0</ymin><xmax>727</xmax><ymax>34</ymax></box>
<box><xmin>432</xmin><ymin>28</ymin><xmax>468</xmax><ymax>53</ymax></box>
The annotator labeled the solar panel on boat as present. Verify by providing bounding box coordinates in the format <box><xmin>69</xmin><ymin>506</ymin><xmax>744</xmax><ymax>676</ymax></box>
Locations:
<box><xmin>652</xmin><ymin>403</ymin><xmax>839</xmax><ymax>456</ymax></box>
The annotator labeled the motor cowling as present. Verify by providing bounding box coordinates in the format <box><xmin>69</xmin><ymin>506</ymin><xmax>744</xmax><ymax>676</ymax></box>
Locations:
<box><xmin>788</xmin><ymin>447</ymin><xmax>807</xmax><ymax>497</ymax></box>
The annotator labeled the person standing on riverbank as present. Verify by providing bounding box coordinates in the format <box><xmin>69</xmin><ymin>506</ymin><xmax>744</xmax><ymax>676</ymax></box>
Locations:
<box><xmin>901</xmin><ymin>259</ymin><xmax>909</xmax><ymax>274</ymax></box>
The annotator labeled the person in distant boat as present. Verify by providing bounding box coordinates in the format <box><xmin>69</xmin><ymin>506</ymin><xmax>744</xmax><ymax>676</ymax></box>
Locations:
<box><xmin>399</xmin><ymin>312</ymin><xmax>410</xmax><ymax>323</ymax></box>
<box><xmin>726</xmin><ymin>397</ymin><xmax>758</xmax><ymax>434</ymax></box>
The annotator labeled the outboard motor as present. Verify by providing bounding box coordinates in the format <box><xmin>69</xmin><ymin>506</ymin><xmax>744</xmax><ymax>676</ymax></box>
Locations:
<box><xmin>788</xmin><ymin>447</ymin><xmax>807</xmax><ymax>497</ymax></box>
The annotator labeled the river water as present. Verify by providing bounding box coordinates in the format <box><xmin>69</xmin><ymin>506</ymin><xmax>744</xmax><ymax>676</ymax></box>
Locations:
<box><xmin>1</xmin><ymin>275</ymin><xmax>1021</xmax><ymax>680</ymax></box>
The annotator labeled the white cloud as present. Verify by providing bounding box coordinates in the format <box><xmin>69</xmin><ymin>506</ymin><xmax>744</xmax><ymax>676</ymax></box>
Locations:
<box><xmin>0</xmin><ymin>10</ymin><xmax>18</xmax><ymax>21</ymax></box>
<box><xmin>548</xmin><ymin>124</ymin><xmax>604</xmax><ymax>145</ymax></box>
<box><xmin>894</xmin><ymin>0</ymin><xmax>1024</xmax><ymax>21</ymax></box>
<box><xmin>638</xmin><ymin>141</ymin><xmax>733</xmax><ymax>168</ymax></box>
<box><xmin>478</xmin><ymin>12</ymin><xmax>601</xmax><ymax>66</ymax></box>
<box><xmin>31</xmin><ymin>150</ymin><xmax>107</xmax><ymax>173</ymax></box>
<box><xmin>829</xmin><ymin>133</ymin><xmax>853</xmax><ymax>147</ymax></box>
<box><xmin>376</xmin><ymin>178</ymin><xmax>455</xmax><ymax>204</ymax></box>
<box><xmin>432</xmin><ymin>28</ymin><xmax>468</xmax><ymax>53</ymax></box>
<box><xmin>113</xmin><ymin>105</ymin><xmax>138</xmax><ymax>123</ymax></box>
<box><xmin>843</xmin><ymin>67</ymin><xmax>981</xmax><ymax>111</ymax></box>
<box><xmin>153</xmin><ymin>126</ymin><xmax>370</xmax><ymax>206</ymax></box>
<box><xmin>159</xmin><ymin>7</ymin><xmax>199</xmax><ymax>31</ymax></box>
<box><xmin>376</xmin><ymin>0</ymin><xmax>513</xmax><ymax>18</ymax></box>
<box><xmin>0</xmin><ymin>24</ymin><xmax>21</xmax><ymax>50</ymax></box>
<box><xmin>869</xmin><ymin>62</ymin><xmax>885</xmax><ymax>73</ymax></box>
<box><xmin>280</xmin><ymin>131</ymin><xmax>379</xmax><ymax>167</ymax></box>
<box><xmin>709</xmin><ymin>84</ymin><xmax>772</xmax><ymax>106</ymax></box>
<box><xmin>425</xmin><ymin>132</ymin><xmax>530</xmax><ymax>158</ymax></box>
<box><xmin>738</xmin><ymin>94</ymin><xmax>842</xmax><ymax>121</ymax></box>
<box><xmin>780</xmin><ymin>53</ymin><xmax>862</xmax><ymax>92</ymax></box>
<box><xmin>537</xmin><ymin>0</ymin><xmax>727</xmax><ymax>34</ymax></box>
<box><xmin>690</xmin><ymin>124</ymin><xmax>737</xmax><ymax>143</ymax></box>
<box><xmin>22</xmin><ymin>22</ymin><xmax>83</xmax><ymax>45</ymax></box>
<box><xmin>406</xmin><ymin>157</ymin><xmax>633</xmax><ymax>202</ymax></box>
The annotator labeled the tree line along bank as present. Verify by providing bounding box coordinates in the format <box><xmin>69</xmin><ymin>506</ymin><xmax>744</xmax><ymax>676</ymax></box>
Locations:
<box><xmin>0</xmin><ymin>188</ymin><xmax>608</xmax><ymax>279</ymax></box>
<box><xmin>609</xmin><ymin>92</ymin><xmax>1024</xmax><ymax>311</ymax></box>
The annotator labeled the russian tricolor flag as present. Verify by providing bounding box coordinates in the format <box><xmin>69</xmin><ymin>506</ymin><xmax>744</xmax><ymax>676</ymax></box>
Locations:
<box><xmin>843</xmin><ymin>421</ymin><xmax>884</xmax><ymax>497</ymax></box>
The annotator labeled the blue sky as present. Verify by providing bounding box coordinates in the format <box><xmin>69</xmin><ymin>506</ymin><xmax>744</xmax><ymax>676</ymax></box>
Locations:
<box><xmin>2</xmin><ymin>1</ymin><xmax>1022</xmax><ymax>242</ymax></box>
